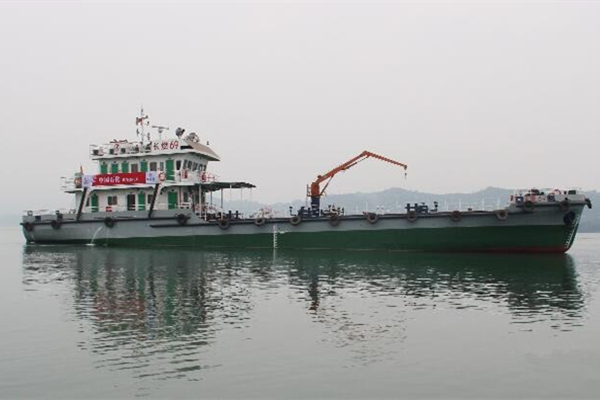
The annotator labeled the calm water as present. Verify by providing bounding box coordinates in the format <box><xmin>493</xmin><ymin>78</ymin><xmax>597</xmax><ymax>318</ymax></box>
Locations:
<box><xmin>1</xmin><ymin>228</ymin><xmax>600</xmax><ymax>399</ymax></box>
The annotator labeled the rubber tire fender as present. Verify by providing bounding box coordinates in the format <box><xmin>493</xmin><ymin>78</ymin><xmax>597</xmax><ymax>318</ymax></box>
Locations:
<box><xmin>176</xmin><ymin>213</ymin><xmax>188</xmax><ymax>226</ymax></box>
<box><xmin>290</xmin><ymin>216</ymin><xmax>302</xmax><ymax>226</ymax></box>
<box><xmin>450</xmin><ymin>210</ymin><xmax>462</xmax><ymax>222</ymax></box>
<box><xmin>406</xmin><ymin>211</ymin><xmax>418</xmax><ymax>223</ymax></box>
<box><xmin>104</xmin><ymin>217</ymin><xmax>115</xmax><ymax>228</ymax></box>
<box><xmin>218</xmin><ymin>219</ymin><xmax>230</xmax><ymax>230</ymax></box>
<box><xmin>366</xmin><ymin>213</ymin><xmax>379</xmax><ymax>224</ymax></box>
<box><xmin>523</xmin><ymin>200</ymin><xmax>535</xmax><ymax>212</ymax></box>
<box><xmin>495</xmin><ymin>209</ymin><xmax>508</xmax><ymax>221</ymax></box>
<box><xmin>329</xmin><ymin>214</ymin><xmax>340</xmax><ymax>227</ymax></box>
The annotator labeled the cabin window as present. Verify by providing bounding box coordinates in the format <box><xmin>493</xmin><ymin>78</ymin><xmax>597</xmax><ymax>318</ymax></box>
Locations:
<box><xmin>183</xmin><ymin>192</ymin><xmax>190</xmax><ymax>203</ymax></box>
<box><xmin>150</xmin><ymin>162</ymin><xmax>157</xmax><ymax>171</ymax></box>
<box><xmin>147</xmin><ymin>194</ymin><xmax>153</xmax><ymax>204</ymax></box>
<box><xmin>100</xmin><ymin>164</ymin><xmax>108</xmax><ymax>174</ymax></box>
<box><xmin>108</xmin><ymin>196</ymin><xmax>118</xmax><ymax>206</ymax></box>
<box><xmin>111</xmin><ymin>163</ymin><xmax>119</xmax><ymax>174</ymax></box>
<box><xmin>176</xmin><ymin>160</ymin><xmax>182</xmax><ymax>170</ymax></box>
<box><xmin>85</xmin><ymin>197</ymin><xmax>90</xmax><ymax>207</ymax></box>
<box><xmin>192</xmin><ymin>162</ymin><xmax>198</xmax><ymax>171</ymax></box>
<box><xmin>131</xmin><ymin>163</ymin><xmax>139</xmax><ymax>173</ymax></box>
<box><xmin>159</xmin><ymin>161</ymin><xmax>164</xmax><ymax>171</ymax></box>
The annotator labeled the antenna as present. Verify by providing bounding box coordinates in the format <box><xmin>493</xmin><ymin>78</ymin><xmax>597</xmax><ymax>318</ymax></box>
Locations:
<box><xmin>151</xmin><ymin>125</ymin><xmax>170</xmax><ymax>140</ymax></box>
<box><xmin>135</xmin><ymin>106</ymin><xmax>150</xmax><ymax>143</ymax></box>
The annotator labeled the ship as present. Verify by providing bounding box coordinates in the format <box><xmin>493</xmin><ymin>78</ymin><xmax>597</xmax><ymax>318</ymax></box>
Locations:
<box><xmin>21</xmin><ymin>111</ymin><xmax>592</xmax><ymax>252</ymax></box>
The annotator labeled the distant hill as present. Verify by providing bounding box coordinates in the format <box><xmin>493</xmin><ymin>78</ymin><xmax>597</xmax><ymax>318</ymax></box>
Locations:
<box><xmin>224</xmin><ymin>187</ymin><xmax>600</xmax><ymax>233</ymax></box>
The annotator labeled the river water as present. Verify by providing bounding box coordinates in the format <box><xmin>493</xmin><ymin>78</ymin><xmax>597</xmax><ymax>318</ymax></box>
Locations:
<box><xmin>1</xmin><ymin>227</ymin><xmax>600</xmax><ymax>399</ymax></box>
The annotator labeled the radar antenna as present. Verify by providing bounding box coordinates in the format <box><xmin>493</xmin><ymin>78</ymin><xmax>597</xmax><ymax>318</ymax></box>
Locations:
<box><xmin>151</xmin><ymin>125</ymin><xmax>170</xmax><ymax>140</ymax></box>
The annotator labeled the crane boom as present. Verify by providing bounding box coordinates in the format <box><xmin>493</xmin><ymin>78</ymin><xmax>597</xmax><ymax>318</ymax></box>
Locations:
<box><xmin>308</xmin><ymin>150</ymin><xmax>408</xmax><ymax>212</ymax></box>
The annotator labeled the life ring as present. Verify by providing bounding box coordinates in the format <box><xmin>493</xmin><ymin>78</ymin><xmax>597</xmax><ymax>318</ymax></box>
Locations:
<box><xmin>406</xmin><ymin>210</ymin><xmax>418</xmax><ymax>223</ymax></box>
<box><xmin>74</xmin><ymin>177</ymin><xmax>82</xmax><ymax>188</ymax></box>
<box><xmin>559</xmin><ymin>199</ymin><xmax>570</xmax><ymax>212</ymax></box>
<box><xmin>290</xmin><ymin>216</ymin><xmax>302</xmax><ymax>226</ymax></box>
<box><xmin>254</xmin><ymin>218</ymin><xmax>266</xmax><ymax>227</ymax></box>
<box><xmin>23</xmin><ymin>222</ymin><xmax>34</xmax><ymax>232</ymax></box>
<box><xmin>563</xmin><ymin>211</ymin><xmax>576</xmax><ymax>226</ymax></box>
<box><xmin>366</xmin><ymin>213</ymin><xmax>379</xmax><ymax>224</ymax></box>
<box><xmin>523</xmin><ymin>200</ymin><xmax>535</xmax><ymax>212</ymax></box>
<box><xmin>176</xmin><ymin>213</ymin><xmax>188</xmax><ymax>226</ymax></box>
<box><xmin>218</xmin><ymin>219</ymin><xmax>230</xmax><ymax>230</ymax></box>
<box><xmin>158</xmin><ymin>172</ymin><xmax>166</xmax><ymax>182</ymax></box>
<box><xmin>450</xmin><ymin>210</ymin><xmax>462</xmax><ymax>222</ymax></box>
<box><xmin>50</xmin><ymin>219</ymin><xmax>61</xmax><ymax>230</ymax></box>
<box><xmin>329</xmin><ymin>214</ymin><xmax>340</xmax><ymax>227</ymax></box>
<box><xmin>105</xmin><ymin>206</ymin><xmax>113</xmax><ymax>212</ymax></box>
<box><xmin>495</xmin><ymin>209</ymin><xmax>508</xmax><ymax>221</ymax></box>
<box><xmin>104</xmin><ymin>217</ymin><xmax>115</xmax><ymax>228</ymax></box>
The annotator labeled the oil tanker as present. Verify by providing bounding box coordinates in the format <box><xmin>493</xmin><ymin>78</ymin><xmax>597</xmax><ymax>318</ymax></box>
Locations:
<box><xmin>21</xmin><ymin>112</ymin><xmax>592</xmax><ymax>252</ymax></box>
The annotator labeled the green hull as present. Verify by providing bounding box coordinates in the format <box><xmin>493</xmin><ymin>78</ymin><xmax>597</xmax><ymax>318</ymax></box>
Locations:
<box><xmin>40</xmin><ymin>224</ymin><xmax>577</xmax><ymax>253</ymax></box>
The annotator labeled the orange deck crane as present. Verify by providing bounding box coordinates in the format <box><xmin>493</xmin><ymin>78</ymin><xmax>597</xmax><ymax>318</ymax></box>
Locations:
<box><xmin>308</xmin><ymin>150</ymin><xmax>408</xmax><ymax>212</ymax></box>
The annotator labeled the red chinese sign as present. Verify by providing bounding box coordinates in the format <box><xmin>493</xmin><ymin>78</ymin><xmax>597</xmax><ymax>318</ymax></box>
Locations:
<box><xmin>91</xmin><ymin>172</ymin><xmax>147</xmax><ymax>186</ymax></box>
<box><xmin>152</xmin><ymin>140</ymin><xmax>180</xmax><ymax>151</ymax></box>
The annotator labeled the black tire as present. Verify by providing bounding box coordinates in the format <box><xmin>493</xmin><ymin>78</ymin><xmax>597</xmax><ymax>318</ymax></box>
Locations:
<box><xmin>23</xmin><ymin>222</ymin><xmax>34</xmax><ymax>232</ymax></box>
<box><xmin>176</xmin><ymin>213</ymin><xmax>188</xmax><ymax>226</ymax></box>
<box><xmin>290</xmin><ymin>216</ymin><xmax>302</xmax><ymax>226</ymax></box>
<box><xmin>254</xmin><ymin>218</ymin><xmax>266</xmax><ymax>227</ymax></box>
<box><xmin>50</xmin><ymin>220</ymin><xmax>61</xmax><ymax>230</ymax></box>
<box><xmin>559</xmin><ymin>200</ymin><xmax>570</xmax><ymax>212</ymax></box>
<box><xmin>329</xmin><ymin>214</ymin><xmax>340</xmax><ymax>227</ymax></box>
<box><xmin>563</xmin><ymin>211</ymin><xmax>576</xmax><ymax>225</ymax></box>
<box><xmin>450</xmin><ymin>210</ymin><xmax>462</xmax><ymax>222</ymax></box>
<box><xmin>104</xmin><ymin>217</ymin><xmax>115</xmax><ymax>228</ymax></box>
<box><xmin>523</xmin><ymin>200</ymin><xmax>535</xmax><ymax>212</ymax></box>
<box><xmin>366</xmin><ymin>213</ymin><xmax>379</xmax><ymax>224</ymax></box>
<box><xmin>218</xmin><ymin>219</ymin><xmax>230</xmax><ymax>230</ymax></box>
<box><xmin>495</xmin><ymin>209</ymin><xmax>508</xmax><ymax>221</ymax></box>
<box><xmin>586</xmin><ymin>198</ymin><xmax>593</xmax><ymax>209</ymax></box>
<box><xmin>406</xmin><ymin>211</ymin><xmax>417</xmax><ymax>223</ymax></box>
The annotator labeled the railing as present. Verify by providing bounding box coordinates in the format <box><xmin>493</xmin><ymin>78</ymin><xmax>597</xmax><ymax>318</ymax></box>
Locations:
<box><xmin>89</xmin><ymin>138</ymin><xmax>184</xmax><ymax>158</ymax></box>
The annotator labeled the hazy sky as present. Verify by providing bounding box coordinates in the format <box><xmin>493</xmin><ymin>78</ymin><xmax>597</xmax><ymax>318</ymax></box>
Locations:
<box><xmin>1</xmin><ymin>1</ymin><xmax>599</xmax><ymax>214</ymax></box>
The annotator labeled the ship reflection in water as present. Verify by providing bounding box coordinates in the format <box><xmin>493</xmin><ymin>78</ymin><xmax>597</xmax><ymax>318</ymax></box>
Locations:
<box><xmin>21</xmin><ymin>246</ymin><xmax>585</xmax><ymax>382</ymax></box>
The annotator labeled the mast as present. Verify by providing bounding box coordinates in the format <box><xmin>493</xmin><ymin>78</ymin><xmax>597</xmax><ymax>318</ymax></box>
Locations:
<box><xmin>136</xmin><ymin>107</ymin><xmax>149</xmax><ymax>144</ymax></box>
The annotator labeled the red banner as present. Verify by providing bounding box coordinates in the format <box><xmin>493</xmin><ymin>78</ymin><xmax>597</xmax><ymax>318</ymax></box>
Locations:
<box><xmin>92</xmin><ymin>172</ymin><xmax>147</xmax><ymax>186</ymax></box>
